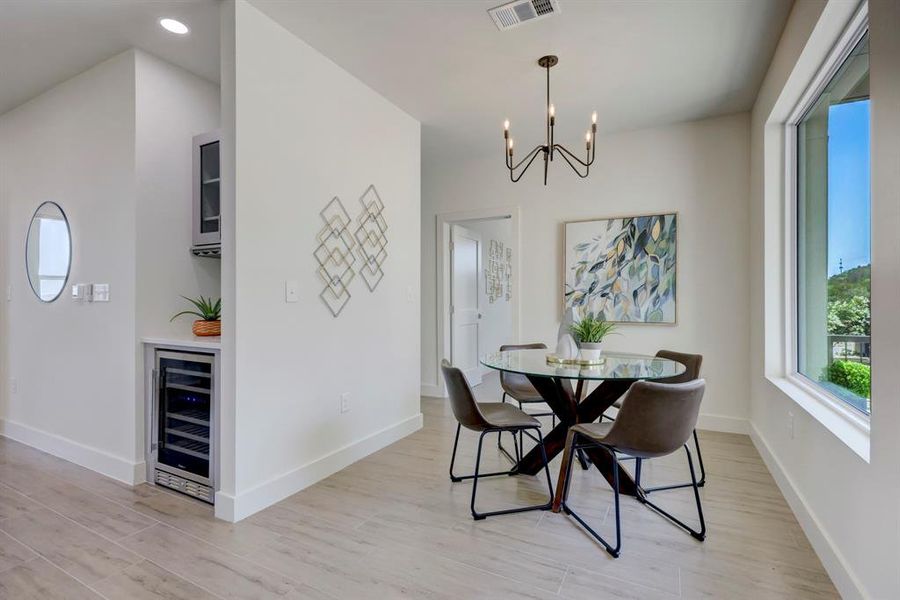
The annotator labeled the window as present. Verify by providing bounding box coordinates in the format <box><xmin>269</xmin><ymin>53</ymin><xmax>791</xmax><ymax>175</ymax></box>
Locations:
<box><xmin>37</xmin><ymin>216</ymin><xmax>70</xmax><ymax>301</ymax></box>
<box><xmin>797</xmin><ymin>32</ymin><xmax>870</xmax><ymax>415</ymax></box>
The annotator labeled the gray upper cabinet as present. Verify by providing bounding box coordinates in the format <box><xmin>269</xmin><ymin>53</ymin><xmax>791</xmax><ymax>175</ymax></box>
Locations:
<box><xmin>192</xmin><ymin>130</ymin><xmax>221</xmax><ymax>256</ymax></box>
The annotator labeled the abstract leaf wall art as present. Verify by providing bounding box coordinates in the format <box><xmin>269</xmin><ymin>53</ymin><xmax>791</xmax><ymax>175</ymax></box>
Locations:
<box><xmin>564</xmin><ymin>213</ymin><xmax>677</xmax><ymax>323</ymax></box>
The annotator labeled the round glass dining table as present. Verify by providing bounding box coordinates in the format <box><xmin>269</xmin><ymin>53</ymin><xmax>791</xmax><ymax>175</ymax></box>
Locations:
<box><xmin>480</xmin><ymin>348</ymin><xmax>686</xmax><ymax>497</ymax></box>
<box><xmin>480</xmin><ymin>349</ymin><xmax>685</xmax><ymax>382</ymax></box>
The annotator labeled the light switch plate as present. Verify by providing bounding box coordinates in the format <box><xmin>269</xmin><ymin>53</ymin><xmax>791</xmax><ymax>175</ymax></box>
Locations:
<box><xmin>72</xmin><ymin>284</ymin><xmax>90</xmax><ymax>301</ymax></box>
<box><xmin>92</xmin><ymin>284</ymin><xmax>110</xmax><ymax>302</ymax></box>
<box><xmin>285</xmin><ymin>280</ymin><xmax>299</xmax><ymax>303</ymax></box>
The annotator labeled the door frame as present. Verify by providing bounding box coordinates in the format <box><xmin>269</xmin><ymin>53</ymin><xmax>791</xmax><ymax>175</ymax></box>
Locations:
<box><xmin>435</xmin><ymin>206</ymin><xmax>521</xmax><ymax>397</ymax></box>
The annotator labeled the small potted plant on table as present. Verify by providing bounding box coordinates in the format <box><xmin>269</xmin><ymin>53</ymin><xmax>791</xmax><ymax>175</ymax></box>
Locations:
<box><xmin>171</xmin><ymin>296</ymin><xmax>221</xmax><ymax>337</ymax></box>
<box><xmin>570</xmin><ymin>312</ymin><xmax>617</xmax><ymax>362</ymax></box>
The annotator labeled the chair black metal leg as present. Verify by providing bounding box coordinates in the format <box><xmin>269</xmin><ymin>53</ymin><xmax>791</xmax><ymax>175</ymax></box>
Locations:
<box><xmin>497</xmin><ymin>430</ymin><xmax>519</xmax><ymax>466</ymax></box>
<box><xmin>518</xmin><ymin>401</ymin><xmax>525</xmax><ymax>460</ymax></box>
<box><xmin>686</xmin><ymin>444</ymin><xmax>707</xmax><ymax>539</ymax></box>
<box><xmin>693</xmin><ymin>429</ymin><xmax>707</xmax><ymax>487</ymax></box>
<box><xmin>637</xmin><ymin>445</ymin><xmax>706</xmax><ymax>541</ymax></box>
<box><xmin>561</xmin><ymin>443</ymin><xmax>621</xmax><ymax>558</ymax></box>
<box><xmin>449</xmin><ymin>423</ymin><xmax>463</xmax><ymax>482</ymax></box>
<box><xmin>511</xmin><ymin>430</ymin><xmax>521</xmax><ymax>469</ymax></box>
<box><xmin>635</xmin><ymin>457</ymin><xmax>643</xmax><ymax>488</ymax></box>
<box><xmin>577</xmin><ymin>448</ymin><xmax>590</xmax><ymax>470</ymax></box>
<box><xmin>470</xmin><ymin>432</ymin><xmax>486</xmax><ymax>519</ymax></box>
<box><xmin>537</xmin><ymin>430</ymin><xmax>555</xmax><ymax>501</ymax></box>
<box><xmin>639</xmin><ymin>429</ymin><xmax>706</xmax><ymax>493</ymax></box>
<box><xmin>497</xmin><ymin>393</ymin><xmax>507</xmax><ymax>451</ymax></box>
<box><xmin>496</xmin><ymin>399</ymin><xmax>521</xmax><ymax>466</ymax></box>
<box><xmin>560</xmin><ymin>432</ymin><xmax>578</xmax><ymax>506</ymax></box>
<box><xmin>469</xmin><ymin>428</ymin><xmax>554</xmax><ymax>521</ymax></box>
<box><xmin>451</xmin><ymin>425</ymin><xmax>517</xmax><ymax>482</ymax></box>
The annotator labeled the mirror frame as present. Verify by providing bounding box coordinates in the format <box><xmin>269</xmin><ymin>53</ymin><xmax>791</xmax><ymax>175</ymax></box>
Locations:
<box><xmin>25</xmin><ymin>201</ymin><xmax>72</xmax><ymax>303</ymax></box>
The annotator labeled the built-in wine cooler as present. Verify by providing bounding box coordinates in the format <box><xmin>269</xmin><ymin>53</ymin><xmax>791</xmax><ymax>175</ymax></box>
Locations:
<box><xmin>148</xmin><ymin>350</ymin><xmax>216</xmax><ymax>504</ymax></box>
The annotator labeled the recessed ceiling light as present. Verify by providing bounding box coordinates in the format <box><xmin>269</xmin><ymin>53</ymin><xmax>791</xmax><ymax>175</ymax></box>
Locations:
<box><xmin>160</xmin><ymin>18</ymin><xmax>189</xmax><ymax>35</ymax></box>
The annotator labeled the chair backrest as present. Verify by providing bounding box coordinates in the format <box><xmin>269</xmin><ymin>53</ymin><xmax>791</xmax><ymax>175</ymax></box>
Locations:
<box><xmin>499</xmin><ymin>343</ymin><xmax>547</xmax><ymax>394</ymax></box>
<box><xmin>655</xmin><ymin>349</ymin><xmax>702</xmax><ymax>383</ymax></box>
<box><xmin>441</xmin><ymin>359</ymin><xmax>490</xmax><ymax>431</ymax></box>
<box><xmin>602</xmin><ymin>379</ymin><xmax>706</xmax><ymax>458</ymax></box>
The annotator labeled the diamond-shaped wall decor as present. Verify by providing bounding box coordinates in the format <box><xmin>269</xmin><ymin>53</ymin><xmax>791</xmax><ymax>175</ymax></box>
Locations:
<box><xmin>354</xmin><ymin>185</ymin><xmax>388</xmax><ymax>292</ymax></box>
<box><xmin>315</xmin><ymin>197</ymin><xmax>357</xmax><ymax>317</ymax></box>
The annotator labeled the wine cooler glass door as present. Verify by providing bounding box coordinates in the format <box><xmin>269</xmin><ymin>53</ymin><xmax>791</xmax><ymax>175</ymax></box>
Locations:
<box><xmin>156</xmin><ymin>352</ymin><xmax>213</xmax><ymax>484</ymax></box>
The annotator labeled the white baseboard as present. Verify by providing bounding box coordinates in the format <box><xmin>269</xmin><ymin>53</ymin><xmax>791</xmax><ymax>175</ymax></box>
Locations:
<box><xmin>421</xmin><ymin>382</ymin><xmax>445</xmax><ymax>398</ymax></box>
<box><xmin>214</xmin><ymin>491</ymin><xmax>237</xmax><ymax>522</ymax></box>
<box><xmin>225</xmin><ymin>412</ymin><xmax>424</xmax><ymax>522</ymax></box>
<box><xmin>0</xmin><ymin>418</ymin><xmax>142</xmax><ymax>485</ymax></box>
<box><xmin>750</xmin><ymin>423</ymin><xmax>866</xmax><ymax>600</ymax></box>
<box><xmin>697</xmin><ymin>412</ymin><xmax>749</xmax><ymax>434</ymax></box>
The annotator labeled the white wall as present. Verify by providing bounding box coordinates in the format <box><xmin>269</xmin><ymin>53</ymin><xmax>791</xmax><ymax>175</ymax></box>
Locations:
<box><xmin>0</xmin><ymin>49</ymin><xmax>222</xmax><ymax>484</ymax></box>
<box><xmin>134</xmin><ymin>49</ymin><xmax>221</xmax><ymax>465</ymax></box>
<box><xmin>225</xmin><ymin>0</ymin><xmax>421</xmax><ymax>520</ymax></box>
<box><xmin>0</xmin><ymin>52</ymin><xmax>140</xmax><ymax>481</ymax></box>
<box><xmin>456</xmin><ymin>218</ymin><xmax>514</xmax><ymax>375</ymax></box>
<box><xmin>423</xmin><ymin>113</ymin><xmax>751</xmax><ymax>432</ymax></box>
<box><xmin>135</xmin><ymin>50</ymin><xmax>221</xmax><ymax>341</ymax></box>
<box><xmin>749</xmin><ymin>1</ymin><xmax>900</xmax><ymax>598</ymax></box>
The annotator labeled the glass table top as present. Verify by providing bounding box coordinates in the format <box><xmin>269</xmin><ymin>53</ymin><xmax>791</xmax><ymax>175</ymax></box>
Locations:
<box><xmin>480</xmin><ymin>349</ymin><xmax>686</xmax><ymax>381</ymax></box>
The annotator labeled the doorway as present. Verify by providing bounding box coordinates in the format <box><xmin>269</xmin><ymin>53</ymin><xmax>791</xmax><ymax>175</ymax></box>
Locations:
<box><xmin>439</xmin><ymin>207</ymin><xmax>519</xmax><ymax>392</ymax></box>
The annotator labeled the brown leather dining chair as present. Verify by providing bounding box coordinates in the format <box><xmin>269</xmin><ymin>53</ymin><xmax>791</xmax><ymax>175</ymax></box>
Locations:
<box><xmin>441</xmin><ymin>359</ymin><xmax>554</xmax><ymax>520</ymax></box>
<box><xmin>605</xmin><ymin>350</ymin><xmax>707</xmax><ymax>491</ymax></box>
<box><xmin>498</xmin><ymin>343</ymin><xmax>556</xmax><ymax>461</ymax></box>
<box><xmin>557</xmin><ymin>379</ymin><xmax>707</xmax><ymax>558</ymax></box>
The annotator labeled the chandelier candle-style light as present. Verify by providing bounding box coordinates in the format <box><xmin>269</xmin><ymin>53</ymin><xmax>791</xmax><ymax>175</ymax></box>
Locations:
<box><xmin>504</xmin><ymin>55</ymin><xmax>597</xmax><ymax>185</ymax></box>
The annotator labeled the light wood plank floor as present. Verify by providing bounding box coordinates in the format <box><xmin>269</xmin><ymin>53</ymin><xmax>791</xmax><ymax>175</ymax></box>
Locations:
<box><xmin>0</xmin><ymin>378</ymin><xmax>838</xmax><ymax>599</ymax></box>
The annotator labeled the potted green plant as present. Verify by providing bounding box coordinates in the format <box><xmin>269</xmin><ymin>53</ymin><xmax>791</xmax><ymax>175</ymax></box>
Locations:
<box><xmin>171</xmin><ymin>296</ymin><xmax>221</xmax><ymax>337</ymax></box>
<box><xmin>570</xmin><ymin>313</ymin><xmax>617</xmax><ymax>361</ymax></box>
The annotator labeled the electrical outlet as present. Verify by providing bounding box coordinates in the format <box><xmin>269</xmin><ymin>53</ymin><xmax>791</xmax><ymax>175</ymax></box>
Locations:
<box><xmin>788</xmin><ymin>411</ymin><xmax>795</xmax><ymax>440</ymax></box>
<box><xmin>406</xmin><ymin>285</ymin><xmax>415</xmax><ymax>303</ymax></box>
<box><xmin>285</xmin><ymin>280</ymin><xmax>299</xmax><ymax>303</ymax></box>
<box><xmin>340</xmin><ymin>392</ymin><xmax>351</xmax><ymax>414</ymax></box>
<box><xmin>9</xmin><ymin>378</ymin><xmax>17</xmax><ymax>395</ymax></box>
<box><xmin>92</xmin><ymin>283</ymin><xmax>110</xmax><ymax>302</ymax></box>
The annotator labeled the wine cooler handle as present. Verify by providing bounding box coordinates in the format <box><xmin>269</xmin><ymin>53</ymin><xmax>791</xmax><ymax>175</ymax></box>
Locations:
<box><xmin>150</xmin><ymin>369</ymin><xmax>159</xmax><ymax>452</ymax></box>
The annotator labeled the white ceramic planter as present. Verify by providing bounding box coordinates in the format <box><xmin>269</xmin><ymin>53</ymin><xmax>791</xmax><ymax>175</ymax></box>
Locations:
<box><xmin>578</xmin><ymin>342</ymin><xmax>603</xmax><ymax>362</ymax></box>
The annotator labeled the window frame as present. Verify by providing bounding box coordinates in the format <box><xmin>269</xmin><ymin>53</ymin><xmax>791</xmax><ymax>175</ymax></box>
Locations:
<box><xmin>780</xmin><ymin>6</ymin><xmax>871</xmax><ymax>457</ymax></box>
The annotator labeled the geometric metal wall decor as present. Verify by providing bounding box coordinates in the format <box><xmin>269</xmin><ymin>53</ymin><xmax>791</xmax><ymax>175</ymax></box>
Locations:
<box><xmin>315</xmin><ymin>196</ymin><xmax>357</xmax><ymax>317</ymax></box>
<box><xmin>485</xmin><ymin>239</ymin><xmax>510</xmax><ymax>304</ymax></box>
<box><xmin>315</xmin><ymin>185</ymin><xmax>389</xmax><ymax>317</ymax></box>
<box><xmin>505</xmin><ymin>246</ymin><xmax>512</xmax><ymax>301</ymax></box>
<box><xmin>354</xmin><ymin>184</ymin><xmax>388</xmax><ymax>292</ymax></box>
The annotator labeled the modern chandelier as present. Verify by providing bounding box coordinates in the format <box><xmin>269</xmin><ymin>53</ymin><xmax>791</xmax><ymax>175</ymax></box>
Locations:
<box><xmin>503</xmin><ymin>55</ymin><xmax>596</xmax><ymax>185</ymax></box>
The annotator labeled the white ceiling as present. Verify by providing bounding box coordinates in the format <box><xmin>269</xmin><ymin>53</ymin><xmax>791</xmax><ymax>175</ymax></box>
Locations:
<box><xmin>0</xmin><ymin>0</ymin><xmax>220</xmax><ymax>116</ymax></box>
<box><xmin>1</xmin><ymin>0</ymin><xmax>792</xmax><ymax>150</ymax></box>
<box><xmin>250</xmin><ymin>0</ymin><xmax>792</xmax><ymax>149</ymax></box>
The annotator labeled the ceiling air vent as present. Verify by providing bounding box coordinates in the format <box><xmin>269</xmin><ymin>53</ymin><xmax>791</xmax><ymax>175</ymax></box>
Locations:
<box><xmin>488</xmin><ymin>0</ymin><xmax>560</xmax><ymax>31</ymax></box>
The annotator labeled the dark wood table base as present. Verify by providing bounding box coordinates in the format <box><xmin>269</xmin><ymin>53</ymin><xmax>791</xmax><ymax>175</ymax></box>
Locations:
<box><xmin>517</xmin><ymin>376</ymin><xmax>637</xmax><ymax>496</ymax></box>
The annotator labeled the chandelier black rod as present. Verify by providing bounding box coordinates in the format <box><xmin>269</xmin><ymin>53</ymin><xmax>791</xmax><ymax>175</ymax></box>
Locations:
<box><xmin>503</xmin><ymin>55</ymin><xmax>597</xmax><ymax>186</ymax></box>
<box><xmin>554</xmin><ymin>145</ymin><xmax>590</xmax><ymax>178</ymax></box>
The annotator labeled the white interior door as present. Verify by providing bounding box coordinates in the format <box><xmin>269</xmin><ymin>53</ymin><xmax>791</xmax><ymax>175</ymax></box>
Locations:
<box><xmin>451</xmin><ymin>224</ymin><xmax>482</xmax><ymax>386</ymax></box>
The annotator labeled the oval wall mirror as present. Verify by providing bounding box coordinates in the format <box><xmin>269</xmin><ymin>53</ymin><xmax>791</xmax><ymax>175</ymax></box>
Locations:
<box><xmin>25</xmin><ymin>201</ymin><xmax>72</xmax><ymax>302</ymax></box>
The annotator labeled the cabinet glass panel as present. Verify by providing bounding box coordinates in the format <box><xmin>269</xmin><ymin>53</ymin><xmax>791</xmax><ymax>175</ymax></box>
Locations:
<box><xmin>158</xmin><ymin>355</ymin><xmax>212</xmax><ymax>479</ymax></box>
<box><xmin>200</xmin><ymin>141</ymin><xmax>220</xmax><ymax>234</ymax></box>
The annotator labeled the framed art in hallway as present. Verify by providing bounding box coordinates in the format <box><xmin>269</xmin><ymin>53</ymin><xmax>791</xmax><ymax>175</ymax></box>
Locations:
<box><xmin>564</xmin><ymin>213</ymin><xmax>677</xmax><ymax>323</ymax></box>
